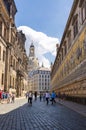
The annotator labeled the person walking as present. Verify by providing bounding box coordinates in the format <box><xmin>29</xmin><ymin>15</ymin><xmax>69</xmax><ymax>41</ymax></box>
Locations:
<box><xmin>0</xmin><ymin>90</ymin><xmax>2</xmax><ymax>103</ymax></box>
<box><xmin>34</xmin><ymin>91</ymin><xmax>37</xmax><ymax>101</ymax></box>
<box><xmin>51</xmin><ymin>91</ymin><xmax>56</xmax><ymax>105</ymax></box>
<box><xmin>39</xmin><ymin>92</ymin><xmax>42</xmax><ymax>101</ymax></box>
<box><xmin>28</xmin><ymin>91</ymin><xmax>33</xmax><ymax>106</ymax></box>
<box><xmin>45</xmin><ymin>91</ymin><xmax>50</xmax><ymax>105</ymax></box>
<box><xmin>43</xmin><ymin>93</ymin><xmax>46</xmax><ymax>101</ymax></box>
<box><xmin>11</xmin><ymin>93</ymin><xmax>15</xmax><ymax>103</ymax></box>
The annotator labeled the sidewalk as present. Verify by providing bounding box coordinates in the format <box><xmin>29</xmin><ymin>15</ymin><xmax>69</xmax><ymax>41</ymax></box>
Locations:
<box><xmin>56</xmin><ymin>99</ymin><xmax>86</xmax><ymax>117</ymax></box>
<box><xmin>0</xmin><ymin>97</ymin><xmax>27</xmax><ymax>114</ymax></box>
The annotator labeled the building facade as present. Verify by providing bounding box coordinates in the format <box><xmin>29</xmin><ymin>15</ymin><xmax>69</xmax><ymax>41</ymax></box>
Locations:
<box><xmin>51</xmin><ymin>0</ymin><xmax>86</xmax><ymax>104</ymax></box>
<box><xmin>28</xmin><ymin>43</ymin><xmax>39</xmax><ymax>91</ymax></box>
<box><xmin>32</xmin><ymin>66</ymin><xmax>51</xmax><ymax>93</ymax></box>
<box><xmin>28</xmin><ymin>44</ymin><xmax>51</xmax><ymax>93</ymax></box>
<box><xmin>0</xmin><ymin>0</ymin><xmax>28</xmax><ymax>96</ymax></box>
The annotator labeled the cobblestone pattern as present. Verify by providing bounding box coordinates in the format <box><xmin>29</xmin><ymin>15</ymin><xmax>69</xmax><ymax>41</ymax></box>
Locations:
<box><xmin>0</xmin><ymin>99</ymin><xmax>86</xmax><ymax>130</ymax></box>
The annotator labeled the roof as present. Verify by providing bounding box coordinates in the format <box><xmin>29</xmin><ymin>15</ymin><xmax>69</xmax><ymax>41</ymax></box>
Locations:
<box><xmin>37</xmin><ymin>66</ymin><xmax>51</xmax><ymax>71</ymax></box>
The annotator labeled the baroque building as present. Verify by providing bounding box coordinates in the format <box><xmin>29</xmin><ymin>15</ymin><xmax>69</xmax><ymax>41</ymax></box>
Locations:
<box><xmin>32</xmin><ymin>65</ymin><xmax>51</xmax><ymax>94</ymax></box>
<box><xmin>28</xmin><ymin>43</ymin><xmax>39</xmax><ymax>91</ymax></box>
<box><xmin>0</xmin><ymin>0</ymin><xmax>28</xmax><ymax>96</ymax></box>
<box><xmin>28</xmin><ymin>44</ymin><xmax>51</xmax><ymax>93</ymax></box>
<box><xmin>51</xmin><ymin>0</ymin><xmax>86</xmax><ymax>104</ymax></box>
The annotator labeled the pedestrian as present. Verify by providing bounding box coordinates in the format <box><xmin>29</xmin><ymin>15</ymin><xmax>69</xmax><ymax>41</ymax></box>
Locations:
<box><xmin>62</xmin><ymin>93</ymin><xmax>66</xmax><ymax>100</ymax></box>
<box><xmin>51</xmin><ymin>91</ymin><xmax>56</xmax><ymax>105</ymax></box>
<box><xmin>1</xmin><ymin>91</ymin><xmax>5</xmax><ymax>103</ymax></box>
<box><xmin>7</xmin><ymin>92</ymin><xmax>10</xmax><ymax>103</ymax></box>
<box><xmin>0</xmin><ymin>90</ymin><xmax>2</xmax><ymax>103</ymax></box>
<box><xmin>45</xmin><ymin>91</ymin><xmax>50</xmax><ymax>105</ymax></box>
<box><xmin>28</xmin><ymin>91</ymin><xmax>33</xmax><ymax>106</ymax></box>
<box><xmin>34</xmin><ymin>91</ymin><xmax>37</xmax><ymax>101</ymax></box>
<box><xmin>58</xmin><ymin>92</ymin><xmax>61</xmax><ymax>101</ymax></box>
<box><xmin>11</xmin><ymin>93</ymin><xmax>15</xmax><ymax>103</ymax></box>
<box><xmin>43</xmin><ymin>93</ymin><xmax>46</xmax><ymax>101</ymax></box>
<box><xmin>39</xmin><ymin>92</ymin><xmax>42</xmax><ymax>101</ymax></box>
<box><xmin>25</xmin><ymin>92</ymin><xmax>28</xmax><ymax>99</ymax></box>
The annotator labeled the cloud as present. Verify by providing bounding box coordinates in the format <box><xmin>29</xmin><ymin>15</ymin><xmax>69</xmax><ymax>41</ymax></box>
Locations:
<box><xmin>18</xmin><ymin>26</ymin><xmax>59</xmax><ymax>68</ymax></box>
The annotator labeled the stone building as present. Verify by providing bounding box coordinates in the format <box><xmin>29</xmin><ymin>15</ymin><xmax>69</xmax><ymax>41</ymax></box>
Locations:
<box><xmin>51</xmin><ymin>0</ymin><xmax>86</xmax><ymax>104</ymax></box>
<box><xmin>28</xmin><ymin>44</ymin><xmax>51</xmax><ymax>93</ymax></box>
<box><xmin>0</xmin><ymin>0</ymin><xmax>28</xmax><ymax>96</ymax></box>
<box><xmin>28</xmin><ymin>43</ymin><xmax>39</xmax><ymax>91</ymax></box>
<box><xmin>32</xmin><ymin>65</ymin><xmax>51</xmax><ymax>94</ymax></box>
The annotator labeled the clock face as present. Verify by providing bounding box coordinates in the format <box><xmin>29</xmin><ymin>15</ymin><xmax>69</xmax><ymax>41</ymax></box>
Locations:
<box><xmin>31</xmin><ymin>50</ymin><xmax>33</xmax><ymax>53</ymax></box>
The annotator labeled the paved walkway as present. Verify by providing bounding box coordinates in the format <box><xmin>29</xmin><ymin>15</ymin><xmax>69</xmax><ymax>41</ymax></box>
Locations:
<box><xmin>56</xmin><ymin>99</ymin><xmax>86</xmax><ymax>117</ymax></box>
<box><xmin>0</xmin><ymin>97</ymin><xmax>86</xmax><ymax>130</ymax></box>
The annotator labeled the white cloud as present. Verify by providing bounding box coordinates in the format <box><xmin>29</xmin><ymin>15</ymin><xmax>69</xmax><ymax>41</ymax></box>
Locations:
<box><xmin>18</xmin><ymin>26</ymin><xmax>59</xmax><ymax>68</ymax></box>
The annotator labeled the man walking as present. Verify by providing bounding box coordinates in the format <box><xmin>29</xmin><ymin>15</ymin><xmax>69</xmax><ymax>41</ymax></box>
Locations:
<box><xmin>51</xmin><ymin>91</ymin><xmax>56</xmax><ymax>105</ymax></box>
<box><xmin>28</xmin><ymin>91</ymin><xmax>33</xmax><ymax>106</ymax></box>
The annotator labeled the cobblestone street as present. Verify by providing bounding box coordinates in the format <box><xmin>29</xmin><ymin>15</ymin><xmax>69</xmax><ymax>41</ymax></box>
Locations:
<box><xmin>0</xmin><ymin>98</ymin><xmax>86</xmax><ymax>130</ymax></box>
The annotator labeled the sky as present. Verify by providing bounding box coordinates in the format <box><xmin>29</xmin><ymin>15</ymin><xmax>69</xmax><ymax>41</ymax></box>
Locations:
<box><xmin>14</xmin><ymin>0</ymin><xmax>73</xmax><ymax>68</ymax></box>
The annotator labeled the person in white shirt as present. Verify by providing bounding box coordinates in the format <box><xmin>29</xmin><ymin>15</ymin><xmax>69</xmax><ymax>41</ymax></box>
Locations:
<box><xmin>45</xmin><ymin>91</ymin><xmax>50</xmax><ymax>105</ymax></box>
<box><xmin>28</xmin><ymin>91</ymin><xmax>33</xmax><ymax>105</ymax></box>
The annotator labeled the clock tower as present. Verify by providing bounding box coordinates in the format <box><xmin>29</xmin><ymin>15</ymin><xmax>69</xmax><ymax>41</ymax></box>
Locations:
<box><xmin>29</xmin><ymin>43</ymin><xmax>35</xmax><ymax>57</ymax></box>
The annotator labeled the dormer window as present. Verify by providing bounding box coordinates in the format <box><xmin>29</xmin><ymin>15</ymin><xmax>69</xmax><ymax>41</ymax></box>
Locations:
<box><xmin>72</xmin><ymin>14</ymin><xmax>78</xmax><ymax>38</ymax></box>
<box><xmin>81</xmin><ymin>1</ymin><xmax>86</xmax><ymax>23</ymax></box>
<box><xmin>74</xmin><ymin>19</ymin><xmax>78</xmax><ymax>38</ymax></box>
<box><xmin>67</xmin><ymin>30</ymin><xmax>71</xmax><ymax>49</ymax></box>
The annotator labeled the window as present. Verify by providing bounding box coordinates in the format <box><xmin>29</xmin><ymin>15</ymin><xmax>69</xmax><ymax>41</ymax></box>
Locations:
<box><xmin>0</xmin><ymin>46</ymin><xmax>1</xmax><ymax>60</ymax></box>
<box><xmin>1</xmin><ymin>73</ymin><xmax>4</xmax><ymax>85</ymax></box>
<box><xmin>4</xmin><ymin>27</ymin><xmax>7</xmax><ymax>41</ymax></box>
<box><xmin>0</xmin><ymin>21</ymin><xmax>2</xmax><ymax>35</ymax></box>
<box><xmin>10</xmin><ymin>55</ymin><xmax>13</xmax><ymax>66</ymax></box>
<box><xmin>64</xmin><ymin>44</ymin><xmax>67</xmax><ymax>55</ymax></box>
<box><xmin>61</xmin><ymin>48</ymin><xmax>63</xmax><ymax>60</ymax></box>
<box><xmin>10</xmin><ymin>76</ymin><xmax>11</xmax><ymax>87</ymax></box>
<box><xmin>73</xmin><ymin>20</ymin><xmax>78</xmax><ymax>38</ymax></box>
<box><xmin>13</xmin><ymin>59</ymin><xmax>15</xmax><ymax>70</ymax></box>
<box><xmin>13</xmin><ymin>78</ymin><xmax>14</xmax><ymax>88</ymax></box>
<box><xmin>3</xmin><ymin>50</ymin><xmax>6</xmax><ymax>62</ymax></box>
<box><xmin>81</xmin><ymin>1</ymin><xmax>86</xmax><ymax>23</ymax></box>
<box><xmin>68</xmin><ymin>31</ymin><xmax>71</xmax><ymax>49</ymax></box>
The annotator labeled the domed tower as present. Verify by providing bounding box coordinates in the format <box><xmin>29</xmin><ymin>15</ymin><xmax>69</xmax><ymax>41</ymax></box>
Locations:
<box><xmin>28</xmin><ymin>43</ymin><xmax>39</xmax><ymax>72</ymax></box>
<box><xmin>29</xmin><ymin>43</ymin><xmax>35</xmax><ymax>57</ymax></box>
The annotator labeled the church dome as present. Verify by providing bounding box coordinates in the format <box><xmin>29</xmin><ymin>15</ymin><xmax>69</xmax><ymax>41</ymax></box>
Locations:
<box><xmin>30</xmin><ymin>43</ymin><xmax>34</xmax><ymax>47</ymax></box>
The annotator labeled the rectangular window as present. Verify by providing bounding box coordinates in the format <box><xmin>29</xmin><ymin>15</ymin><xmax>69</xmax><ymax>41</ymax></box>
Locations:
<box><xmin>73</xmin><ymin>20</ymin><xmax>78</xmax><ymax>38</ymax></box>
<box><xmin>68</xmin><ymin>31</ymin><xmax>71</xmax><ymax>49</ymax></box>
<box><xmin>3</xmin><ymin>50</ymin><xmax>5</xmax><ymax>62</ymax></box>
<box><xmin>10</xmin><ymin>76</ymin><xmax>11</xmax><ymax>88</ymax></box>
<box><xmin>13</xmin><ymin>78</ymin><xmax>14</xmax><ymax>88</ymax></box>
<box><xmin>64</xmin><ymin>44</ymin><xmax>67</xmax><ymax>55</ymax></box>
<box><xmin>62</xmin><ymin>48</ymin><xmax>63</xmax><ymax>60</ymax></box>
<box><xmin>10</xmin><ymin>55</ymin><xmax>13</xmax><ymax>66</ymax></box>
<box><xmin>0</xmin><ymin>46</ymin><xmax>1</xmax><ymax>60</ymax></box>
<box><xmin>4</xmin><ymin>27</ymin><xmax>7</xmax><ymax>41</ymax></box>
<box><xmin>1</xmin><ymin>73</ymin><xmax>4</xmax><ymax>85</ymax></box>
<box><xmin>13</xmin><ymin>59</ymin><xmax>15</xmax><ymax>70</ymax></box>
<box><xmin>0</xmin><ymin>21</ymin><xmax>2</xmax><ymax>36</ymax></box>
<box><xmin>81</xmin><ymin>1</ymin><xmax>86</xmax><ymax>23</ymax></box>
